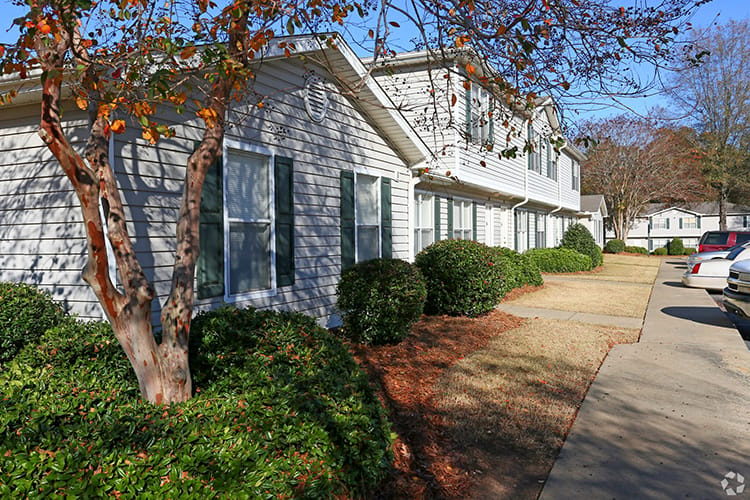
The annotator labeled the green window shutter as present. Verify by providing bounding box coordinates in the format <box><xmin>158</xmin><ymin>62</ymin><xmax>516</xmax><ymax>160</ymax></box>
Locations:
<box><xmin>679</xmin><ymin>218</ymin><xmax>683</xmax><ymax>230</ymax></box>
<box><xmin>527</xmin><ymin>123</ymin><xmax>534</xmax><ymax>171</ymax></box>
<box><xmin>698</xmin><ymin>216</ymin><xmax>702</xmax><ymax>229</ymax></box>
<box><xmin>434</xmin><ymin>197</ymin><xmax>441</xmax><ymax>241</ymax></box>
<box><xmin>465</xmin><ymin>85</ymin><xmax>472</xmax><ymax>140</ymax></box>
<box><xmin>472</xmin><ymin>202</ymin><xmax>478</xmax><ymax>241</ymax></box>
<box><xmin>648</xmin><ymin>218</ymin><xmax>652</xmax><ymax>230</ymax></box>
<box><xmin>666</xmin><ymin>218</ymin><xmax>670</xmax><ymax>229</ymax></box>
<box><xmin>274</xmin><ymin>156</ymin><xmax>295</xmax><ymax>287</ymax></box>
<box><xmin>447</xmin><ymin>199</ymin><xmax>454</xmax><ymax>237</ymax></box>
<box><xmin>340</xmin><ymin>171</ymin><xmax>355</xmax><ymax>271</ymax></box>
<box><xmin>381</xmin><ymin>177</ymin><xmax>392</xmax><ymax>259</ymax></box>
<box><xmin>197</xmin><ymin>151</ymin><xmax>224</xmax><ymax>299</ymax></box>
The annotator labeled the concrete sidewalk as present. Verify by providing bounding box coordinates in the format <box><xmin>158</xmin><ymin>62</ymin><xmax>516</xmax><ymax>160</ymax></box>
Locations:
<box><xmin>540</xmin><ymin>258</ymin><xmax>750</xmax><ymax>500</ymax></box>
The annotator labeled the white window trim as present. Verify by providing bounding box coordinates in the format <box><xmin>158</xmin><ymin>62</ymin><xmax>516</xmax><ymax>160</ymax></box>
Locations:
<box><xmin>452</xmin><ymin>197</ymin><xmax>473</xmax><ymax>240</ymax></box>
<box><xmin>414</xmin><ymin>192</ymin><xmax>435</xmax><ymax>254</ymax></box>
<box><xmin>222</xmin><ymin>140</ymin><xmax>277</xmax><ymax>302</ymax></box>
<box><xmin>470</xmin><ymin>86</ymin><xmax>492</xmax><ymax>144</ymax></box>
<box><xmin>354</xmin><ymin>171</ymin><xmax>383</xmax><ymax>263</ymax></box>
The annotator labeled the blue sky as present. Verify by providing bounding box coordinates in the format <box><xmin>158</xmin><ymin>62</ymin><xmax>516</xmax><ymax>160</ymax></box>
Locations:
<box><xmin>1</xmin><ymin>0</ymin><xmax>748</xmax><ymax>121</ymax></box>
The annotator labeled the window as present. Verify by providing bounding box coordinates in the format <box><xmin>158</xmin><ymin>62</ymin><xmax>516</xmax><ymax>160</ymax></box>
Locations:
<box><xmin>680</xmin><ymin>216</ymin><xmax>698</xmax><ymax>229</ymax></box>
<box><xmin>652</xmin><ymin>217</ymin><xmax>669</xmax><ymax>230</ymax></box>
<box><xmin>536</xmin><ymin>213</ymin><xmax>547</xmax><ymax>248</ymax></box>
<box><xmin>744</xmin><ymin>215</ymin><xmax>750</xmax><ymax>228</ymax></box>
<box><xmin>515</xmin><ymin>210</ymin><xmax>529</xmax><ymax>252</ymax></box>
<box><xmin>340</xmin><ymin>171</ymin><xmax>392</xmax><ymax>270</ymax></box>
<box><xmin>467</xmin><ymin>85</ymin><xmax>494</xmax><ymax>144</ymax></box>
<box><xmin>453</xmin><ymin>199</ymin><xmax>473</xmax><ymax>240</ymax></box>
<box><xmin>197</xmin><ymin>144</ymin><xmax>295</xmax><ymax>299</ymax></box>
<box><xmin>414</xmin><ymin>193</ymin><xmax>434</xmax><ymax>254</ymax></box>
<box><xmin>571</xmin><ymin>159</ymin><xmax>580</xmax><ymax>191</ymax></box>
<box><xmin>546</xmin><ymin>139</ymin><xmax>558</xmax><ymax>180</ymax></box>
<box><xmin>528</xmin><ymin>124</ymin><xmax>542</xmax><ymax>174</ymax></box>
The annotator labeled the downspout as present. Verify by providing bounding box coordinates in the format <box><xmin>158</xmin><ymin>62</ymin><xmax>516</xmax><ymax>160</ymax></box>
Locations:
<box><xmin>407</xmin><ymin>164</ymin><xmax>425</xmax><ymax>262</ymax></box>
<box><xmin>511</xmin><ymin>160</ymin><xmax>529</xmax><ymax>251</ymax></box>
<box><xmin>548</xmin><ymin>141</ymin><xmax>566</xmax><ymax>246</ymax></box>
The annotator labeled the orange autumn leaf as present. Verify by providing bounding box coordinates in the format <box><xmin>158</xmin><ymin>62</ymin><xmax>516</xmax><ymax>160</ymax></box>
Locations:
<box><xmin>466</xmin><ymin>63</ymin><xmax>476</xmax><ymax>76</ymax></box>
<box><xmin>180</xmin><ymin>46</ymin><xmax>197</xmax><ymax>60</ymax></box>
<box><xmin>110</xmin><ymin>120</ymin><xmax>126</xmax><ymax>134</ymax></box>
<box><xmin>75</xmin><ymin>96</ymin><xmax>87</xmax><ymax>110</ymax></box>
<box><xmin>196</xmin><ymin>107</ymin><xmax>218</xmax><ymax>128</ymax></box>
<box><xmin>142</xmin><ymin>128</ymin><xmax>158</xmax><ymax>144</ymax></box>
<box><xmin>463</xmin><ymin>80</ymin><xmax>471</xmax><ymax>91</ymax></box>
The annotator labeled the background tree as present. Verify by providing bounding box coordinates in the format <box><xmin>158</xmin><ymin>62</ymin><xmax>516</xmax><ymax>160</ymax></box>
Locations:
<box><xmin>0</xmin><ymin>0</ymin><xmax>705</xmax><ymax>404</ymax></box>
<box><xmin>580</xmin><ymin>115</ymin><xmax>700</xmax><ymax>241</ymax></box>
<box><xmin>667</xmin><ymin>18</ymin><xmax>750</xmax><ymax>229</ymax></box>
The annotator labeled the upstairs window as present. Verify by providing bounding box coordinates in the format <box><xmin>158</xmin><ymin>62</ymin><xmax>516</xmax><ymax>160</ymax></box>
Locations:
<box><xmin>651</xmin><ymin>217</ymin><xmax>669</xmax><ymax>230</ymax></box>
<box><xmin>466</xmin><ymin>85</ymin><xmax>494</xmax><ymax>145</ymax></box>
<box><xmin>528</xmin><ymin>124</ymin><xmax>542</xmax><ymax>174</ymax></box>
<box><xmin>680</xmin><ymin>216</ymin><xmax>698</xmax><ymax>229</ymax></box>
<box><xmin>571</xmin><ymin>159</ymin><xmax>580</xmax><ymax>191</ymax></box>
<box><xmin>546</xmin><ymin>139</ymin><xmax>558</xmax><ymax>180</ymax></box>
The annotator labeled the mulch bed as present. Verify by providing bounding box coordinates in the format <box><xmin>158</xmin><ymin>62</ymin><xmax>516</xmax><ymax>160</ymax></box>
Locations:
<box><xmin>350</xmin><ymin>310</ymin><xmax>526</xmax><ymax>499</ymax></box>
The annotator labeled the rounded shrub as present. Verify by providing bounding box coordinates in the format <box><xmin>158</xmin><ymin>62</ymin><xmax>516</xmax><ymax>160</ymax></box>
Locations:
<box><xmin>0</xmin><ymin>282</ymin><xmax>65</xmax><ymax>363</ymax></box>
<box><xmin>652</xmin><ymin>247</ymin><xmax>668</xmax><ymax>256</ymax></box>
<box><xmin>336</xmin><ymin>258</ymin><xmax>426</xmax><ymax>345</ymax></box>
<box><xmin>668</xmin><ymin>237</ymin><xmax>685</xmax><ymax>256</ymax></box>
<box><xmin>625</xmin><ymin>245</ymin><xmax>649</xmax><ymax>255</ymax></box>
<box><xmin>560</xmin><ymin>223</ymin><xmax>603</xmax><ymax>268</ymax></box>
<box><xmin>2</xmin><ymin>308</ymin><xmax>393</xmax><ymax>498</ymax></box>
<box><xmin>524</xmin><ymin>248</ymin><xmax>592</xmax><ymax>273</ymax></box>
<box><xmin>604</xmin><ymin>239</ymin><xmax>626</xmax><ymax>254</ymax></box>
<box><xmin>491</xmin><ymin>246</ymin><xmax>544</xmax><ymax>295</ymax></box>
<box><xmin>684</xmin><ymin>247</ymin><xmax>697</xmax><ymax>255</ymax></box>
<box><xmin>416</xmin><ymin>239</ymin><xmax>505</xmax><ymax>317</ymax></box>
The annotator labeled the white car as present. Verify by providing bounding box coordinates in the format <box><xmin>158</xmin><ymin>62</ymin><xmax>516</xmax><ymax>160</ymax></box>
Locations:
<box><xmin>686</xmin><ymin>242</ymin><xmax>749</xmax><ymax>268</ymax></box>
<box><xmin>723</xmin><ymin>259</ymin><xmax>750</xmax><ymax>338</ymax></box>
<box><xmin>682</xmin><ymin>245</ymin><xmax>750</xmax><ymax>290</ymax></box>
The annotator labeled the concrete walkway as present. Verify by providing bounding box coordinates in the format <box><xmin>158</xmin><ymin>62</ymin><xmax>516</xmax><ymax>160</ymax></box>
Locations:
<box><xmin>539</xmin><ymin>258</ymin><xmax>750</xmax><ymax>500</ymax></box>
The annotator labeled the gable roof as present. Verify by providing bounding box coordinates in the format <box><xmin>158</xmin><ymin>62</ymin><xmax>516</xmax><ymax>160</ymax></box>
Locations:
<box><xmin>642</xmin><ymin>201</ymin><xmax>750</xmax><ymax>217</ymax></box>
<box><xmin>0</xmin><ymin>33</ymin><xmax>433</xmax><ymax>169</ymax></box>
<box><xmin>580</xmin><ymin>194</ymin><xmax>608</xmax><ymax>216</ymax></box>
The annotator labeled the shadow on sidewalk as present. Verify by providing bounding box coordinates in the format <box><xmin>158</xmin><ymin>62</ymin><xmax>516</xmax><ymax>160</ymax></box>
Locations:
<box><xmin>661</xmin><ymin>306</ymin><xmax>735</xmax><ymax>328</ymax></box>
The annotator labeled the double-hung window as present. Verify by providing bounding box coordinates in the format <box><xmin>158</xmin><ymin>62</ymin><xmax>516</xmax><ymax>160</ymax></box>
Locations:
<box><xmin>197</xmin><ymin>142</ymin><xmax>295</xmax><ymax>300</ymax></box>
<box><xmin>680</xmin><ymin>216</ymin><xmax>698</xmax><ymax>229</ymax></box>
<box><xmin>453</xmin><ymin>199</ymin><xmax>473</xmax><ymax>240</ymax></box>
<box><xmin>652</xmin><ymin>217</ymin><xmax>669</xmax><ymax>230</ymax></box>
<box><xmin>546</xmin><ymin>139</ymin><xmax>558</xmax><ymax>180</ymax></box>
<box><xmin>414</xmin><ymin>193</ymin><xmax>435</xmax><ymax>254</ymax></box>
<box><xmin>536</xmin><ymin>213</ymin><xmax>547</xmax><ymax>248</ymax></box>
<box><xmin>467</xmin><ymin>85</ymin><xmax>494</xmax><ymax>144</ymax></box>
<box><xmin>340</xmin><ymin>171</ymin><xmax>392</xmax><ymax>270</ymax></box>
<box><xmin>528</xmin><ymin>124</ymin><xmax>542</xmax><ymax>174</ymax></box>
<box><xmin>571</xmin><ymin>159</ymin><xmax>580</xmax><ymax>191</ymax></box>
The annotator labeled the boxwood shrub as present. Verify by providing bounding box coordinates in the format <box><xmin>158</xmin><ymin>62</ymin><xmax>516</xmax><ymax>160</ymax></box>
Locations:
<box><xmin>0</xmin><ymin>282</ymin><xmax>65</xmax><ymax>363</ymax></box>
<box><xmin>1</xmin><ymin>307</ymin><xmax>393</xmax><ymax>498</ymax></box>
<box><xmin>684</xmin><ymin>247</ymin><xmax>697</xmax><ymax>255</ymax></box>
<box><xmin>491</xmin><ymin>247</ymin><xmax>544</xmax><ymax>295</ymax></box>
<box><xmin>336</xmin><ymin>258</ymin><xmax>426</xmax><ymax>345</ymax></box>
<box><xmin>652</xmin><ymin>247</ymin><xmax>668</xmax><ymax>255</ymax></box>
<box><xmin>416</xmin><ymin>239</ymin><xmax>505</xmax><ymax>317</ymax></box>
<box><xmin>560</xmin><ymin>223</ymin><xmax>603</xmax><ymax>268</ymax></box>
<box><xmin>524</xmin><ymin>248</ymin><xmax>593</xmax><ymax>273</ymax></box>
<box><xmin>668</xmin><ymin>237</ymin><xmax>685</xmax><ymax>256</ymax></box>
<box><xmin>604</xmin><ymin>239</ymin><xmax>626</xmax><ymax>254</ymax></box>
<box><xmin>625</xmin><ymin>245</ymin><xmax>649</xmax><ymax>255</ymax></box>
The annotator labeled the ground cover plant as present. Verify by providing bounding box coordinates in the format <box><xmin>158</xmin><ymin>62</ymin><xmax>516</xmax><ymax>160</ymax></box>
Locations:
<box><xmin>337</xmin><ymin>258</ymin><xmax>427</xmax><ymax>345</ymax></box>
<box><xmin>604</xmin><ymin>239</ymin><xmax>626</xmax><ymax>254</ymax></box>
<box><xmin>625</xmin><ymin>246</ymin><xmax>649</xmax><ymax>255</ymax></box>
<box><xmin>0</xmin><ymin>307</ymin><xmax>392</xmax><ymax>498</ymax></box>
<box><xmin>524</xmin><ymin>248</ymin><xmax>592</xmax><ymax>273</ymax></box>
<box><xmin>492</xmin><ymin>247</ymin><xmax>544</xmax><ymax>295</ymax></box>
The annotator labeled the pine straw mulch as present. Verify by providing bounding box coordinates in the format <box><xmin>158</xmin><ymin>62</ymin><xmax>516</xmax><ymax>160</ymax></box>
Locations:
<box><xmin>350</xmin><ymin>284</ymin><xmax>640</xmax><ymax>499</ymax></box>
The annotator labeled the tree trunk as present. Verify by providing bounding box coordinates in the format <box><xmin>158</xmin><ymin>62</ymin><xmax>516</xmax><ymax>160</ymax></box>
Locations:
<box><xmin>718</xmin><ymin>184</ymin><xmax>729</xmax><ymax>230</ymax></box>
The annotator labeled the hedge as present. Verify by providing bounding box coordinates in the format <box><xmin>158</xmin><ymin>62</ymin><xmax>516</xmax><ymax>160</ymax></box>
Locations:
<box><xmin>524</xmin><ymin>248</ymin><xmax>593</xmax><ymax>273</ymax></box>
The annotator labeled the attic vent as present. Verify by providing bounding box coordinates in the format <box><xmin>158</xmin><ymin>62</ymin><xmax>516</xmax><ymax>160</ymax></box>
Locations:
<box><xmin>304</xmin><ymin>74</ymin><xmax>329</xmax><ymax>123</ymax></box>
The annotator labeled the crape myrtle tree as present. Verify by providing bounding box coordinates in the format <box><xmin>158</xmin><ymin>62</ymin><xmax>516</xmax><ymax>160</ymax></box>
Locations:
<box><xmin>0</xmin><ymin>0</ymin><xmax>705</xmax><ymax>404</ymax></box>
<box><xmin>579</xmin><ymin>115</ymin><xmax>700</xmax><ymax>241</ymax></box>
<box><xmin>667</xmin><ymin>19</ymin><xmax>750</xmax><ymax>229</ymax></box>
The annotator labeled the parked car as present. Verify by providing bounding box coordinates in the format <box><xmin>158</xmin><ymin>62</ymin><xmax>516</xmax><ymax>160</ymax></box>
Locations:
<box><xmin>686</xmin><ymin>242</ymin><xmax>750</xmax><ymax>268</ymax></box>
<box><xmin>722</xmin><ymin>259</ymin><xmax>750</xmax><ymax>339</ymax></box>
<box><xmin>698</xmin><ymin>230</ymin><xmax>750</xmax><ymax>253</ymax></box>
<box><xmin>682</xmin><ymin>244</ymin><xmax>750</xmax><ymax>290</ymax></box>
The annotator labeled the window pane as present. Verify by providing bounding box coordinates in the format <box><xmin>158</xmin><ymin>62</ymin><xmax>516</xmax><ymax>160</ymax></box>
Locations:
<box><xmin>229</xmin><ymin>222</ymin><xmax>270</xmax><ymax>294</ymax></box>
<box><xmin>358</xmin><ymin>226</ymin><xmax>379</xmax><ymax>261</ymax></box>
<box><xmin>226</xmin><ymin>151</ymin><xmax>269</xmax><ymax>221</ymax></box>
<box><xmin>420</xmin><ymin>196</ymin><xmax>433</xmax><ymax>226</ymax></box>
<box><xmin>421</xmin><ymin>229</ymin><xmax>434</xmax><ymax>248</ymax></box>
<box><xmin>356</xmin><ymin>175</ymin><xmax>379</xmax><ymax>225</ymax></box>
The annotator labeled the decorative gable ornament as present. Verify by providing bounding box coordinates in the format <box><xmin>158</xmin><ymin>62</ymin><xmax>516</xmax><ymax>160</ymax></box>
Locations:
<box><xmin>304</xmin><ymin>73</ymin><xmax>329</xmax><ymax>123</ymax></box>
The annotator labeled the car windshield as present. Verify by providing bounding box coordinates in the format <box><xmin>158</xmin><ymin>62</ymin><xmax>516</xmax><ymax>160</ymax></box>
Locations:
<box><xmin>727</xmin><ymin>245</ymin><xmax>748</xmax><ymax>260</ymax></box>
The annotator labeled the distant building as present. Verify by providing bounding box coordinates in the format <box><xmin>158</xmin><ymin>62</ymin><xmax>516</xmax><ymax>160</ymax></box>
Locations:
<box><xmin>579</xmin><ymin>195</ymin><xmax>608</xmax><ymax>247</ymax></box>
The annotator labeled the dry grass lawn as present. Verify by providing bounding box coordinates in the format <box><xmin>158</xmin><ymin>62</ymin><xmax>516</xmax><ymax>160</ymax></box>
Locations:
<box><xmin>505</xmin><ymin>254</ymin><xmax>660</xmax><ymax>318</ymax></box>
